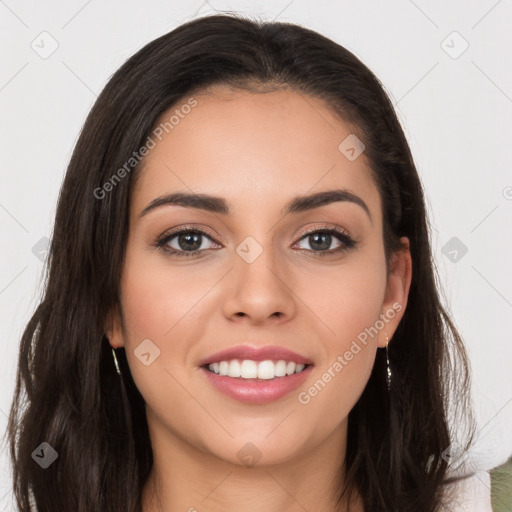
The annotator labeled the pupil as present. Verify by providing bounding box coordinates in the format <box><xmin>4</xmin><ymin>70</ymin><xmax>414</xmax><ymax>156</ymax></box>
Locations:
<box><xmin>176</xmin><ymin>233</ymin><xmax>332</xmax><ymax>252</ymax></box>
<box><xmin>310</xmin><ymin>233</ymin><xmax>331</xmax><ymax>251</ymax></box>
<box><xmin>179</xmin><ymin>233</ymin><xmax>201</xmax><ymax>251</ymax></box>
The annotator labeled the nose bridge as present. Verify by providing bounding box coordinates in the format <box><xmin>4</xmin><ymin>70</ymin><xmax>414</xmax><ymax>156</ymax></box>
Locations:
<box><xmin>231</xmin><ymin>204</ymin><xmax>279</xmax><ymax>268</ymax></box>
<box><xmin>235</xmin><ymin>232</ymin><xmax>281</xmax><ymax>290</ymax></box>
<box><xmin>223</xmin><ymin>231</ymin><xmax>296</xmax><ymax>322</ymax></box>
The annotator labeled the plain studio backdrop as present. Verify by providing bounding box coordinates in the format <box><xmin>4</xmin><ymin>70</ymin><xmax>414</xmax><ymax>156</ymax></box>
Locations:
<box><xmin>1</xmin><ymin>0</ymin><xmax>511</xmax><ymax>507</ymax></box>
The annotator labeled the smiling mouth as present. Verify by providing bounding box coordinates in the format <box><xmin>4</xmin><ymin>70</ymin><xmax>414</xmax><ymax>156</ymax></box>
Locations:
<box><xmin>201</xmin><ymin>359</ymin><xmax>313</xmax><ymax>380</ymax></box>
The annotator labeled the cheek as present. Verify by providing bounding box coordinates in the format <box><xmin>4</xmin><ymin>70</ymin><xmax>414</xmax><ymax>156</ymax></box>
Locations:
<box><xmin>116</xmin><ymin>248</ymin><xmax>209</xmax><ymax>401</ymax></box>
<box><xmin>308</xmin><ymin>248</ymin><xmax>388</xmax><ymax>345</ymax></box>
<box><xmin>296</xmin><ymin>250</ymin><xmax>387</xmax><ymax>415</ymax></box>
<box><xmin>118</xmin><ymin>242</ymin><xmax>215</xmax><ymax>343</ymax></box>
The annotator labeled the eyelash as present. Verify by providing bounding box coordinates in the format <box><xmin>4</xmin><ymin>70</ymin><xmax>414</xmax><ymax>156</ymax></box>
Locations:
<box><xmin>155</xmin><ymin>225</ymin><xmax>358</xmax><ymax>258</ymax></box>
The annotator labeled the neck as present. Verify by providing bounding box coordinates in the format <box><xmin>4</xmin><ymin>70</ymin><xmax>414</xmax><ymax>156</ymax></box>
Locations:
<box><xmin>141</xmin><ymin>410</ymin><xmax>363</xmax><ymax>512</ymax></box>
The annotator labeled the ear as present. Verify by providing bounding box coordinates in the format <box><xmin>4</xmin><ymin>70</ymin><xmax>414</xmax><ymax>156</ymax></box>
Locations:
<box><xmin>104</xmin><ymin>303</ymin><xmax>125</xmax><ymax>349</ymax></box>
<box><xmin>377</xmin><ymin>236</ymin><xmax>412</xmax><ymax>348</ymax></box>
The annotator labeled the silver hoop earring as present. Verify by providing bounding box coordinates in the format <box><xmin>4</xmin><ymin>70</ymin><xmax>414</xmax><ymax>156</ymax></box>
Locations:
<box><xmin>112</xmin><ymin>348</ymin><xmax>122</xmax><ymax>376</ymax></box>
<box><xmin>385</xmin><ymin>332</ymin><xmax>391</xmax><ymax>391</ymax></box>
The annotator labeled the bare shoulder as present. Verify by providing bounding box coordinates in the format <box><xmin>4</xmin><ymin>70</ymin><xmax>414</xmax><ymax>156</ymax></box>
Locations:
<box><xmin>440</xmin><ymin>471</ymin><xmax>493</xmax><ymax>512</ymax></box>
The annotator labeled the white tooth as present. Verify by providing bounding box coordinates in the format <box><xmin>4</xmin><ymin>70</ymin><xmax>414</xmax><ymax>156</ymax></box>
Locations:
<box><xmin>257</xmin><ymin>360</ymin><xmax>276</xmax><ymax>380</ymax></box>
<box><xmin>228</xmin><ymin>359</ymin><xmax>241</xmax><ymax>378</ymax></box>
<box><xmin>286</xmin><ymin>362</ymin><xmax>296</xmax><ymax>375</ymax></box>
<box><xmin>275</xmin><ymin>360</ymin><xmax>287</xmax><ymax>377</ymax></box>
<box><xmin>219</xmin><ymin>361</ymin><xmax>229</xmax><ymax>376</ymax></box>
<box><xmin>208</xmin><ymin>359</ymin><xmax>306</xmax><ymax>378</ymax></box>
<box><xmin>240</xmin><ymin>359</ymin><xmax>258</xmax><ymax>378</ymax></box>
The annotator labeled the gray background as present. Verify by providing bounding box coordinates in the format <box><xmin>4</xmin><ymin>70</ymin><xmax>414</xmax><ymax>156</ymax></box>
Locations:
<box><xmin>1</xmin><ymin>0</ymin><xmax>511</xmax><ymax>507</ymax></box>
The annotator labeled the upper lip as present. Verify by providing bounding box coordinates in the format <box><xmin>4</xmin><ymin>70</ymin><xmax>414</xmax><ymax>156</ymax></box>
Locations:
<box><xmin>198</xmin><ymin>345</ymin><xmax>314</xmax><ymax>366</ymax></box>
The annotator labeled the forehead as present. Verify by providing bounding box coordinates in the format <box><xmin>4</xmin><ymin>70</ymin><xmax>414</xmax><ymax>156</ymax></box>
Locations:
<box><xmin>131</xmin><ymin>86</ymin><xmax>380</xmax><ymax>219</ymax></box>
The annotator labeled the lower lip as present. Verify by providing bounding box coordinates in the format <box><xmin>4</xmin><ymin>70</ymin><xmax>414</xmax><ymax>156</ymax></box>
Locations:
<box><xmin>199</xmin><ymin>365</ymin><xmax>313</xmax><ymax>404</ymax></box>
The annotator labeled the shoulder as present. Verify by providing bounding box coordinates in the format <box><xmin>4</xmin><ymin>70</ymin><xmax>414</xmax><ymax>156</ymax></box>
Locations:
<box><xmin>440</xmin><ymin>471</ymin><xmax>493</xmax><ymax>512</ymax></box>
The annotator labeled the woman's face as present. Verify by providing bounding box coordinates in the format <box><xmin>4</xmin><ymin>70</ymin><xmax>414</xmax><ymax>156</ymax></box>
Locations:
<box><xmin>108</xmin><ymin>86</ymin><xmax>411</xmax><ymax>467</ymax></box>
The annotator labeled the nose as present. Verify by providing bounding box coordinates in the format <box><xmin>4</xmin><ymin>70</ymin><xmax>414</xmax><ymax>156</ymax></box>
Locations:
<box><xmin>221</xmin><ymin>239</ymin><xmax>297</xmax><ymax>325</ymax></box>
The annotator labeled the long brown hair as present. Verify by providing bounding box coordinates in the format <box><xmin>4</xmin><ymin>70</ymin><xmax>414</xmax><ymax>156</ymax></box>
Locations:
<box><xmin>7</xmin><ymin>13</ymin><xmax>474</xmax><ymax>511</ymax></box>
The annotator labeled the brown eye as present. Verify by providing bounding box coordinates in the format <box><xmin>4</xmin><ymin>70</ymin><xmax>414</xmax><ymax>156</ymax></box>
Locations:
<box><xmin>156</xmin><ymin>228</ymin><xmax>220</xmax><ymax>256</ymax></box>
<box><xmin>294</xmin><ymin>228</ymin><xmax>357</xmax><ymax>255</ymax></box>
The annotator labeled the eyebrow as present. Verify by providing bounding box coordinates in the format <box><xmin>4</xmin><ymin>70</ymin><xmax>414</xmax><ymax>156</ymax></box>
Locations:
<box><xmin>139</xmin><ymin>188</ymin><xmax>372</xmax><ymax>222</ymax></box>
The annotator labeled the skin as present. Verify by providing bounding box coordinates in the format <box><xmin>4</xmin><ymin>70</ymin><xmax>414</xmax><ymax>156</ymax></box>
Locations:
<box><xmin>106</xmin><ymin>85</ymin><xmax>412</xmax><ymax>512</ymax></box>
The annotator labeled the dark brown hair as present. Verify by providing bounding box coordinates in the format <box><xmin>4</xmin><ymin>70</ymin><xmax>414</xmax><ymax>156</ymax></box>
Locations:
<box><xmin>7</xmin><ymin>13</ymin><xmax>474</xmax><ymax>512</ymax></box>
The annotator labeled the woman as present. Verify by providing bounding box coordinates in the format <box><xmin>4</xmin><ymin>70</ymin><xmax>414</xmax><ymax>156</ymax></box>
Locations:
<box><xmin>8</xmin><ymin>13</ymin><xmax>476</xmax><ymax>512</ymax></box>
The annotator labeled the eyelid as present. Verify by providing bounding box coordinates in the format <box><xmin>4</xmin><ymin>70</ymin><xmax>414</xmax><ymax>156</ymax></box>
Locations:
<box><xmin>155</xmin><ymin>222</ymin><xmax>357</xmax><ymax>256</ymax></box>
<box><xmin>297</xmin><ymin>223</ymin><xmax>351</xmax><ymax>239</ymax></box>
<box><xmin>159</xmin><ymin>224</ymin><xmax>220</xmax><ymax>242</ymax></box>
<box><xmin>158</xmin><ymin>223</ymin><xmax>351</xmax><ymax>244</ymax></box>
